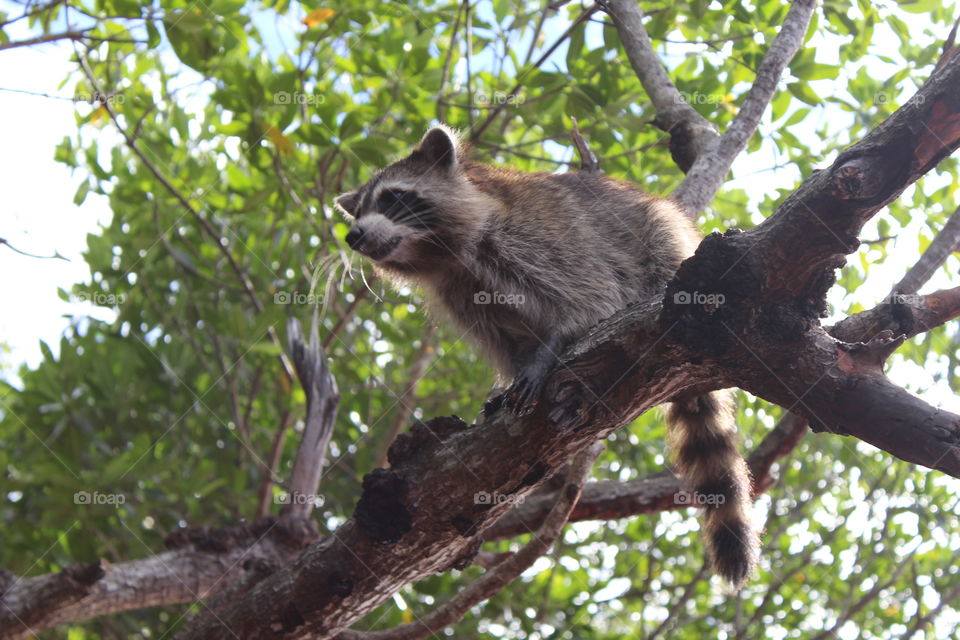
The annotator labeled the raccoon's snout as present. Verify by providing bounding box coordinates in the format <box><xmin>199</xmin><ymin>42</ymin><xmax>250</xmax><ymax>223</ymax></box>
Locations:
<box><xmin>346</xmin><ymin>223</ymin><xmax>402</xmax><ymax>261</ymax></box>
<box><xmin>345</xmin><ymin>227</ymin><xmax>364</xmax><ymax>249</ymax></box>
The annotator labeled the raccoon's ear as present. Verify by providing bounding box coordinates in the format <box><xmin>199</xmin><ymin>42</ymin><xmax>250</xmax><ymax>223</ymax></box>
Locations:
<box><xmin>417</xmin><ymin>126</ymin><xmax>459</xmax><ymax>171</ymax></box>
<box><xmin>334</xmin><ymin>190</ymin><xmax>360</xmax><ymax>217</ymax></box>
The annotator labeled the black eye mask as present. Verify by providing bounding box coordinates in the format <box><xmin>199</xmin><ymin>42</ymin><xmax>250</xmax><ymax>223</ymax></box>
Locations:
<box><xmin>376</xmin><ymin>189</ymin><xmax>437</xmax><ymax>230</ymax></box>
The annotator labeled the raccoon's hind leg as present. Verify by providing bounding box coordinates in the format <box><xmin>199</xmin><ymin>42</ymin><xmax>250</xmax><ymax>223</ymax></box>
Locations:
<box><xmin>666</xmin><ymin>390</ymin><xmax>759</xmax><ymax>588</ymax></box>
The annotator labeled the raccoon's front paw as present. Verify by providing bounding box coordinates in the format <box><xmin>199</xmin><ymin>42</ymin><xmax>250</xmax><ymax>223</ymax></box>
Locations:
<box><xmin>504</xmin><ymin>367</ymin><xmax>546</xmax><ymax>416</ymax></box>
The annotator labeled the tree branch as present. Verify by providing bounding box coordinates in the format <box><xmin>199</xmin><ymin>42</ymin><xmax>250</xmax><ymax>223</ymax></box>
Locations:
<box><xmin>282</xmin><ymin>317</ymin><xmax>340</xmax><ymax>519</ymax></box>
<box><xmin>828</xmin><ymin>286</ymin><xmax>960</xmax><ymax>344</ymax></box>
<box><xmin>336</xmin><ymin>443</ymin><xmax>603</xmax><ymax>640</ymax></box>
<box><xmin>894</xmin><ymin>203</ymin><xmax>960</xmax><ymax>295</ymax></box>
<box><xmin>483</xmin><ymin>412</ymin><xmax>807</xmax><ymax>541</ymax></box>
<box><xmin>0</xmin><ymin>30</ymin><xmax>86</xmax><ymax>51</ymax></box>
<box><xmin>0</xmin><ymin>520</ymin><xmax>317</xmax><ymax>640</ymax></box>
<box><xmin>604</xmin><ymin>0</ymin><xmax>718</xmax><ymax>173</ymax></box>
<box><xmin>713</xmin><ymin>51</ymin><xmax>960</xmax><ymax>308</ymax></box>
<box><xmin>828</xmin><ymin>200</ymin><xmax>960</xmax><ymax>343</ymax></box>
<box><xmin>570</xmin><ymin>116</ymin><xmax>601</xmax><ymax>174</ymax></box>
<box><xmin>670</xmin><ymin>0</ymin><xmax>818</xmax><ymax>214</ymax></box>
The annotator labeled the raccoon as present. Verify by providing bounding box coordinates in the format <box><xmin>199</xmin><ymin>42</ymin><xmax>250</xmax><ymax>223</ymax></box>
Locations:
<box><xmin>335</xmin><ymin>125</ymin><xmax>759</xmax><ymax>587</ymax></box>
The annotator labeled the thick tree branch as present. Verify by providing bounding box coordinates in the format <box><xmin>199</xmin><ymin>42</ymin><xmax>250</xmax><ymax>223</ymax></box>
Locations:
<box><xmin>828</xmin><ymin>286</ymin><xmax>960</xmax><ymax>344</ymax></box>
<box><xmin>671</xmin><ymin>0</ymin><xmax>818</xmax><ymax>214</ymax></box>
<box><xmin>0</xmin><ymin>563</ymin><xmax>103</xmax><ymax>639</ymax></box>
<box><xmin>0</xmin><ymin>519</ymin><xmax>317</xmax><ymax>640</ymax></box>
<box><xmin>723</xmin><ymin>325</ymin><xmax>960</xmax><ymax>475</ymax></box>
<box><xmin>336</xmin><ymin>443</ymin><xmax>603</xmax><ymax>640</ymax></box>
<box><xmin>716</xmin><ymin>51</ymin><xmax>960</xmax><ymax>309</ymax></box>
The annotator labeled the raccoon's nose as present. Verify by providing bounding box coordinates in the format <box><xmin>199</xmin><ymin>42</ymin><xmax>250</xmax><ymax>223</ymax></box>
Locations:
<box><xmin>345</xmin><ymin>227</ymin><xmax>364</xmax><ymax>248</ymax></box>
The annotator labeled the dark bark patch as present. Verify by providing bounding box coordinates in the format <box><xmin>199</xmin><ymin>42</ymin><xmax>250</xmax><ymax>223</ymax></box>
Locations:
<box><xmin>275</xmin><ymin>602</ymin><xmax>306</xmax><ymax>633</ymax></box>
<box><xmin>451</xmin><ymin>514</ymin><xmax>479</xmax><ymax>537</ymax></box>
<box><xmin>520</xmin><ymin>461</ymin><xmax>549</xmax><ymax>488</ymax></box>
<box><xmin>354</xmin><ymin>469</ymin><xmax>411</xmax><ymax>543</ymax></box>
<box><xmin>388</xmin><ymin>416</ymin><xmax>470</xmax><ymax>466</ymax></box>
<box><xmin>65</xmin><ymin>561</ymin><xmax>105</xmax><ymax>587</ymax></box>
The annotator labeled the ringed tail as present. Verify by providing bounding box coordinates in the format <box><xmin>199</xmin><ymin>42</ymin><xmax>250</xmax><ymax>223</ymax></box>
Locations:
<box><xmin>666</xmin><ymin>390</ymin><xmax>759</xmax><ymax>587</ymax></box>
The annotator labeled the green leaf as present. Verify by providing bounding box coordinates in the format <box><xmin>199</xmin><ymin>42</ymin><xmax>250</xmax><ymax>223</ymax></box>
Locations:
<box><xmin>787</xmin><ymin>81</ymin><xmax>821</xmax><ymax>106</ymax></box>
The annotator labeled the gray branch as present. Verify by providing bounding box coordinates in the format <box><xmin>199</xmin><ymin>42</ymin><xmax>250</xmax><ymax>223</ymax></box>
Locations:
<box><xmin>671</xmin><ymin>0</ymin><xmax>818</xmax><ymax>214</ymax></box>
<box><xmin>283</xmin><ymin>316</ymin><xmax>340</xmax><ymax>520</ymax></box>
<box><xmin>605</xmin><ymin>0</ymin><xmax>718</xmax><ymax>173</ymax></box>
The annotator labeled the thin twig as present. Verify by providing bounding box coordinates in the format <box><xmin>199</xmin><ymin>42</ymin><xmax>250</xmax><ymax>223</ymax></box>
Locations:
<box><xmin>0</xmin><ymin>238</ymin><xmax>68</xmax><ymax>260</ymax></box>
<box><xmin>469</xmin><ymin>4</ymin><xmax>599</xmax><ymax>142</ymax></box>
<box><xmin>75</xmin><ymin>47</ymin><xmax>295</xmax><ymax>383</ymax></box>
<box><xmin>436</xmin><ymin>2</ymin><xmax>462</xmax><ymax>123</ymax></box>
<box><xmin>570</xmin><ymin>116</ymin><xmax>601</xmax><ymax>174</ymax></box>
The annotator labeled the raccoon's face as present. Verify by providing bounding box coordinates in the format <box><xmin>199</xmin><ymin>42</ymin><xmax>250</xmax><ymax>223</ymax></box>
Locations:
<box><xmin>335</xmin><ymin>182</ymin><xmax>439</xmax><ymax>263</ymax></box>
<box><xmin>335</xmin><ymin>126</ymin><xmax>477</xmax><ymax>270</ymax></box>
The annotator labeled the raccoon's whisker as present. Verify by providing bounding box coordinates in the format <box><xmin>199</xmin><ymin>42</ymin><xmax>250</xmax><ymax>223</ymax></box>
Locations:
<box><xmin>312</xmin><ymin>253</ymin><xmax>339</xmax><ymax>293</ymax></box>
<box><xmin>359</xmin><ymin>262</ymin><xmax>381</xmax><ymax>302</ymax></box>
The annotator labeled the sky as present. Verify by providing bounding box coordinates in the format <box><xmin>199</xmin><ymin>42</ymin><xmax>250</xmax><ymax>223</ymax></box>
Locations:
<box><xmin>0</xmin><ymin>38</ymin><xmax>115</xmax><ymax>377</ymax></box>
<box><xmin>0</xmin><ymin>2</ymin><xmax>958</xmax><ymax>418</ymax></box>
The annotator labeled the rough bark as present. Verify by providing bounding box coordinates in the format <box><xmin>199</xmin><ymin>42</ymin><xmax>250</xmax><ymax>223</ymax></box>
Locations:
<box><xmin>0</xmin><ymin>518</ymin><xmax>317</xmax><ymax>640</ymax></box>
<box><xmin>336</xmin><ymin>443</ymin><xmax>604</xmax><ymax>640</ymax></box>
